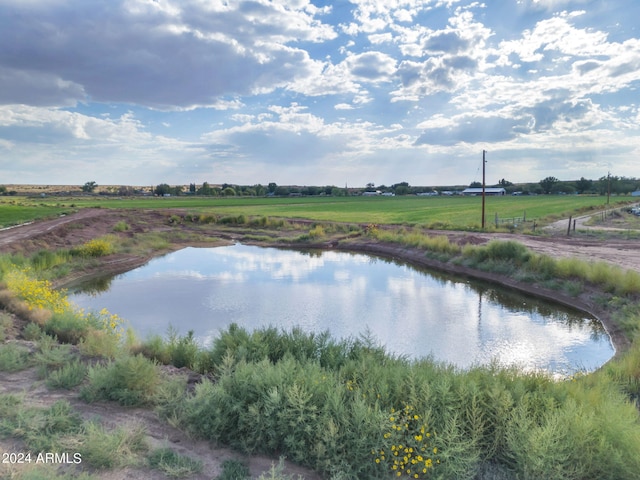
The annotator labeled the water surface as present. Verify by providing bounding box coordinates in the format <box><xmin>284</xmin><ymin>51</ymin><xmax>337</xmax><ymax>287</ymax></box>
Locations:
<box><xmin>68</xmin><ymin>245</ymin><xmax>614</xmax><ymax>374</ymax></box>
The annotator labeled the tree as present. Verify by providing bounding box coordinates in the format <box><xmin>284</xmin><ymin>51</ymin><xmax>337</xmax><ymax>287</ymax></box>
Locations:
<box><xmin>189</xmin><ymin>183</ymin><xmax>196</xmax><ymax>194</ymax></box>
<box><xmin>391</xmin><ymin>182</ymin><xmax>410</xmax><ymax>195</ymax></box>
<box><xmin>82</xmin><ymin>181</ymin><xmax>98</xmax><ymax>193</ymax></box>
<box><xmin>268</xmin><ymin>182</ymin><xmax>278</xmax><ymax>194</ymax></box>
<box><xmin>469</xmin><ymin>181</ymin><xmax>482</xmax><ymax>188</ymax></box>
<box><xmin>198</xmin><ymin>182</ymin><xmax>215</xmax><ymax>196</ymax></box>
<box><xmin>498</xmin><ymin>178</ymin><xmax>513</xmax><ymax>187</ymax></box>
<box><xmin>154</xmin><ymin>183</ymin><xmax>171</xmax><ymax>196</ymax></box>
<box><xmin>539</xmin><ymin>176</ymin><xmax>559</xmax><ymax>194</ymax></box>
<box><xmin>575</xmin><ymin>177</ymin><xmax>593</xmax><ymax>194</ymax></box>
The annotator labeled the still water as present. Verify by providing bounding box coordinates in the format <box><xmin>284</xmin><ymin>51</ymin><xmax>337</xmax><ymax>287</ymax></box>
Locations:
<box><xmin>68</xmin><ymin>244</ymin><xmax>613</xmax><ymax>374</ymax></box>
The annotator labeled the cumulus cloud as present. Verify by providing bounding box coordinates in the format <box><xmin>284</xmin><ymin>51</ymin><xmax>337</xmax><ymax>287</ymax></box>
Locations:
<box><xmin>0</xmin><ymin>0</ymin><xmax>337</xmax><ymax>109</ymax></box>
<box><xmin>1</xmin><ymin>0</ymin><xmax>639</xmax><ymax>186</ymax></box>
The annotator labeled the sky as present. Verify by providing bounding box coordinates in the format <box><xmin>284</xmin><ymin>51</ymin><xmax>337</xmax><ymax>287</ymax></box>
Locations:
<box><xmin>1</xmin><ymin>0</ymin><xmax>639</xmax><ymax>188</ymax></box>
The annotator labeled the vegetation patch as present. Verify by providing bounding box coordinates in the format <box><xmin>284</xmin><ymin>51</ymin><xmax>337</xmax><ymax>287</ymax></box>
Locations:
<box><xmin>147</xmin><ymin>447</ymin><xmax>203</xmax><ymax>478</ymax></box>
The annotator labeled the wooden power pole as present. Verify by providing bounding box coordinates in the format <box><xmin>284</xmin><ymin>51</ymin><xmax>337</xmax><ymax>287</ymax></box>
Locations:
<box><xmin>481</xmin><ymin>150</ymin><xmax>487</xmax><ymax>229</ymax></box>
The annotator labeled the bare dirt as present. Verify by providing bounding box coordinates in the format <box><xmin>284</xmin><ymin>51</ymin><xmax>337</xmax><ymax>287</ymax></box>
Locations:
<box><xmin>1</xmin><ymin>207</ymin><xmax>639</xmax><ymax>479</ymax></box>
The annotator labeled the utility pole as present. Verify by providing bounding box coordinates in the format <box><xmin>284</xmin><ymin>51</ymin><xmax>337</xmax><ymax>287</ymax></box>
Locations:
<box><xmin>607</xmin><ymin>171</ymin><xmax>611</xmax><ymax>205</ymax></box>
<box><xmin>481</xmin><ymin>150</ymin><xmax>487</xmax><ymax>229</ymax></box>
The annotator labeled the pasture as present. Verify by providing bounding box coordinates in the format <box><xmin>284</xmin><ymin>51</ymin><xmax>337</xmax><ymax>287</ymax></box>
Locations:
<box><xmin>0</xmin><ymin>193</ymin><xmax>628</xmax><ymax>229</ymax></box>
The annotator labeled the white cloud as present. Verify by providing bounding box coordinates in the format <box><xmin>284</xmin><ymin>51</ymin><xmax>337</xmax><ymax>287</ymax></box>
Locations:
<box><xmin>0</xmin><ymin>0</ymin><xmax>337</xmax><ymax>109</ymax></box>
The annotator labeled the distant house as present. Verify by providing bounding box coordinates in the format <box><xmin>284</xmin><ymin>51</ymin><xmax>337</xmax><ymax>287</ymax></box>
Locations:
<box><xmin>461</xmin><ymin>187</ymin><xmax>506</xmax><ymax>196</ymax></box>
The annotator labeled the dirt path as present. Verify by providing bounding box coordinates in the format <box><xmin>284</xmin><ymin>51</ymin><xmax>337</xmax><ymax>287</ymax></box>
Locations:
<box><xmin>0</xmin><ymin>208</ymin><xmax>109</xmax><ymax>248</ymax></box>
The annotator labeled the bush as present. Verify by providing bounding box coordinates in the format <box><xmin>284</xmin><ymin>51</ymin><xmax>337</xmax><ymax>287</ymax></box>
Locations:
<box><xmin>23</xmin><ymin>321</ymin><xmax>44</xmax><ymax>340</ymax></box>
<box><xmin>45</xmin><ymin>310</ymin><xmax>91</xmax><ymax>344</ymax></box>
<box><xmin>0</xmin><ymin>343</ymin><xmax>30</xmax><ymax>371</ymax></box>
<box><xmin>167</xmin><ymin>329</ymin><xmax>200</xmax><ymax>369</ymax></box>
<box><xmin>72</xmin><ymin>422</ymin><xmax>147</xmax><ymax>469</ymax></box>
<box><xmin>148</xmin><ymin>447</ymin><xmax>203</xmax><ymax>478</ymax></box>
<box><xmin>45</xmin><ymin>360</ymin><xmax>87</xmax><ymax>390</ymax></box>
<box><xmin>80</xmin><ymin>354</ymin><xmax>160</xmax><ymax>406</ymax></box>
<box><xmin>112</xmin><ymin>220</ymin><xmax>130</xmax><ymax>232</ymax></box>
<box><xmin>79</xmin><ymin>329</ymin><xmax>121</xmax><ymax>359</ymax></box>
<box><xmin>71</xmin><ymin>237</ymin><xmax>114</xmax><ymax>257</ymax></box>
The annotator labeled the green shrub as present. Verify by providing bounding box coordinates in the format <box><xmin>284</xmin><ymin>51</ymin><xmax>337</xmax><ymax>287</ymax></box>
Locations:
<box><xmin>80</xmin><ymin>354</ymin><xmax>160</xmax><ymax>406</ymax></box>
<box><xmin>112</xmin><ymin>220</ymin><xmax>130</xmax><ymax>232</ymax></box>
<box><xmin>216</xmin><ymin>459</ymin><xmax>250</xmax><ymax>480</ymax></box>
<box><xmin>0</xmin><ymin>397</ymin><xmax>83</xmax><ymax>452</ymax></box>
<box><xmin>0</xmin><ymin>343</ymin><xmax>30</xmax><ymax>371</ymax></box>
<box><xmin>23</xmin><ymin>321</ymin><xmax>44</xmax><ymax>340</ymax></box>
<box><xmin>34</xmin><ymin>341</ymin><xmax>74</xmax><ymax>378</ymax></box>
<box><xmin>72</xmin><ymin>422</ymin><xmax>147</xmax><ymax>469</ymax></box>
<box><xmin>167</xmin><ymin>329</ymin><xmax>200</xmax><ymax>369</ymax></box>
<box><xmin>148</xmin><ymin>447</ymin><xmax>203</xmax><ymax>478</ymax></box>
<box><xmin>44</xmin><ymin>310</ymin><xmax>90</xmax><ymax>344</ymax></box>
<box><xmin>30</xmin><ymin>250</ymin><xmax>71</xmax><ymax>271</ymax></box>
<box><xmin>45</xmin><ymin>360</ymin><xmax>87</xmax><ymax>390</ymax></box>
<box><xmin>78</xmin><ymin>329</ymin><xmax>121</xmax><ymax>359</ymax></box>
<box><xmin>134</xmin><ymin>334</ymin><xmax>171</xmax><ymax>364</ymax></box>
<box><xmin>0</xmin><ymin>311</ymin><xmax>11</xmax><ymax>341</ymax></box>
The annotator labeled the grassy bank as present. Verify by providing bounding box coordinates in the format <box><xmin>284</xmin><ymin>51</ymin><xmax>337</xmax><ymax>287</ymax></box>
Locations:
<box><xmin>1</xmin><ymin>227</ymin><xmax>640</xmax><ymax>479</ymax></box>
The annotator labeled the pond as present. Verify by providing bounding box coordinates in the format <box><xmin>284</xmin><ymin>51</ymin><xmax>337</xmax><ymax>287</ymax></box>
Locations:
<box><xmin>68</xmin><ymin>244</ymin><xmax>614</xmax><ymax>374</ymax></box>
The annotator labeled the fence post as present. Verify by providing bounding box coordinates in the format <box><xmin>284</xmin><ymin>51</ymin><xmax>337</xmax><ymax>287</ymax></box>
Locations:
<box><xmin>495</xmin><ymin>212</ymin><xmax>498</xmax><ymax>228</ymax></box>
<box><xmin>567</xmin><ymin>215</ymin><xmax>572</xmax><ymax>236</ymax></box>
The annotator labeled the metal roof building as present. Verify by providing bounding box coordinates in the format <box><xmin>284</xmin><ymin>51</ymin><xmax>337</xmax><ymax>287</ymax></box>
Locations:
<box><xmin>461</xmin><ymin>187</ymin><xmax>506</xmax><ymax>196</ymax></box>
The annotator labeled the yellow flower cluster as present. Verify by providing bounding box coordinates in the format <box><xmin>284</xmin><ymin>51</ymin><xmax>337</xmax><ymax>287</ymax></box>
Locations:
<box><xmin>4</xmin><ymin>268</ymin><xmax>70</xmax><ymax>314</ymax></box>
<box><xmin>5</xmin><ymin>267</ymin><xmax>124</xmax><ymax>338</ymax></box>
<box><xmin>373</xmin><ymin>404</ymin><xmax>440</xmax><ymax>478</ymax></box>
<box><xmin>92</xmin><ymin>307</ymin><xmax>125</xmax><ymax>338</ymax></box>
<box><xmin>74</xmin><ymin>237</ymin><xmax>114</xmax><ymax>257</ymax></box>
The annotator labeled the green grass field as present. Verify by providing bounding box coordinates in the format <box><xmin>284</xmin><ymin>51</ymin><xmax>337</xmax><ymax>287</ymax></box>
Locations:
<box><xmin>0</xmin><ymin>194</ymin><xmax>629</xmax><ymax>229</ymax></box>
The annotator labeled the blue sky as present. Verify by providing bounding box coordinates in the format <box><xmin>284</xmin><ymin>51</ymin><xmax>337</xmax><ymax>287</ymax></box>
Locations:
<box><xmin>1</xmin><ymin>0</ymin><xmax>639</xmax><ymax>188</ymax></box>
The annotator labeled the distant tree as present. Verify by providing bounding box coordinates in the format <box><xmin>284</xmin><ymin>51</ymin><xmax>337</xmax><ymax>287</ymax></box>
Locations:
<box><xmin>469</xmin><ymin>181</ymin><xmax>482</xmax><ymax>188</ymax></box>
<box><xmin>0</xmin><ymin>186</ymin><xmax>6</xmax><ymax>195</ymax></box>
<box><xmin>575</xmin><ymin>177</ymin><xmax>593</xmax><ymax>194</ymax></box>
<box><xmin>221</xmin><ymin>187</ymin><xmax>236</xmax><ymax>196</ymax></box>
<box><xmin>154</xmin><ymin>183</ymin><xmax>171</xmax><ymax>196</ymax></box>
<box><xmin>539</xmin><ymin>176</ymin><xmax>559</xmax><ymax>194</ymax></box>
<box><xmin>365</xmin><ymin>182</ymin><xmax>375</xmax><ymax>191</ymax></box>
<box><xmin>198</xmin><ymin>182</ymin><xmax>215</xmax><ymax>196</ymax></box>
<box><xmin>82</xmin><ymin>181</ymin><xmax>98</xmax><ymax>193</ymax></box>
<box><xmin>189</xmin><ymin>183</ymin><xmax>196</xmax><ymax>194</ymax></box>
<box><xmin>393</xmin><ymin>182</ymin><xmax>411</xmax><ymax>195</ymax></box>
<box><xmin>274</xmin><ymin>186</ymin><xmax>290</xmax><ymax>196</ymax></box>
<box><xmin>118</xmin><ymin>185</ymin><xmax>135</xmax><ymax>196</ymax></box>
<box><xmin>498</xmin><ymin>178</ymin><xmax>513</xmax><ymax>187</ymax></box>
<box><xmin>254</xmin><ymin>184</ymin><xmax>266</xmax><ymax>196</ymax></box>
<box><xmin>268</xmin><ymin>182</ymin><xmax>278</xmax><ymax>194</ymax></box>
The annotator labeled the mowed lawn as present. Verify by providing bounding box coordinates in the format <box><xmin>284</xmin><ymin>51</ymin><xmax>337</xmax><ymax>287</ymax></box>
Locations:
<box><xmin>0</xmin><ymin>194</ymin><xmax>627</xmax><ymax>228</ymax></box>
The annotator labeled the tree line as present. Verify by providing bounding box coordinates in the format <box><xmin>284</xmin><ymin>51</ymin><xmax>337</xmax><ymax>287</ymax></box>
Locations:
<box><xmin>148</xmin><ymin>176</ymin><xmax>640</xmax><ymax>197</ymax></box>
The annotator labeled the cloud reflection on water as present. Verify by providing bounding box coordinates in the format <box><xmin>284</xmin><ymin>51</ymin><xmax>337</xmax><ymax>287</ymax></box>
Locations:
<box><xmin>68</xmin><ymin>245</ymin><xmax>613</xmax><ymax>375</ymax></box>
